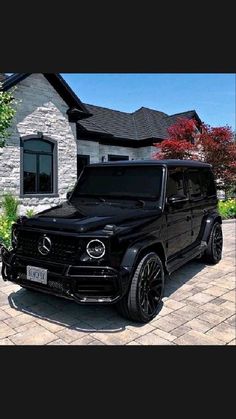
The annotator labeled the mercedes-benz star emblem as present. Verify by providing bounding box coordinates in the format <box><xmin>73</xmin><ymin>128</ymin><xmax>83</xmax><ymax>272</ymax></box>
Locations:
<box><xmin>38</xmin><ymin>235</ymin><xmax>52</xmax><ymax>255</ymax></box>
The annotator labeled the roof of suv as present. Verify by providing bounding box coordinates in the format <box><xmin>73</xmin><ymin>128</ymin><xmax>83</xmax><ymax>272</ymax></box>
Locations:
<box><xmin>88</xmin><ymin>159</ymin><xmax>212</xmax><ymax>168</ymax></box>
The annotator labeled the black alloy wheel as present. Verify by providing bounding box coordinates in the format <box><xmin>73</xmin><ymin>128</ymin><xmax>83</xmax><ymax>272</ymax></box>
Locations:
<box><xmin>212</xmin><ymin>223</ymin><xmax>223</xmax><ymax>261</ymax></box>
<box><xmin>138</xmin><ymin>254</ymin><xmax>163</xmax><ymax>318</ymax></box>
<box><xmin>117</xmin><ymin>252</ymin><xmax>164</xmax><ymax>323</ymax></box>
<box><xmin>203</xmin><ymin>222</ymin><xmax>223</xmax><ymax>264</ymax></box>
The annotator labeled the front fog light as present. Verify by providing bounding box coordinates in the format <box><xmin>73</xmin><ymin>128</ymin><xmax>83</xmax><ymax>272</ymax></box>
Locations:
<box><xmin>86</xmin><ymin>239</ymin><xmax>105</xmax><ymax>259</ymax></box>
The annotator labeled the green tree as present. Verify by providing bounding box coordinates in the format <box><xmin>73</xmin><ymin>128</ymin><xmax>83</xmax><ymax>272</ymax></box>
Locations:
<box><xmin>0</xmin><ymin>82</ymin><xmax>16</xmax><ymax>147</ymax></box>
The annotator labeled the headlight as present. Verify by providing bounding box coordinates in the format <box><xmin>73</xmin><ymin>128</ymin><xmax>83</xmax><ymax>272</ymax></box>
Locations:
<box><xmin>86</xmin><ymin>239</ymin><xmax>105</xmax><ymax>259</ymax></box>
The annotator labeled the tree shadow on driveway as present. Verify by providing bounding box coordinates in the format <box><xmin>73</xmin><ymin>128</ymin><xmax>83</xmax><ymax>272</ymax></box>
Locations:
<box><xmin>7</xmin><ymin>259</ymin><xmax>207</xmax><ymax>336</ymax></box>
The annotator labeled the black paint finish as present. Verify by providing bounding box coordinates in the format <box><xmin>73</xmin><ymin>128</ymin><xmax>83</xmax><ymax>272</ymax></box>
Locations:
<box><xmin>1</xmin><ymin>160</ymin><xmax>221</xmax><ymax>306</ymax></box>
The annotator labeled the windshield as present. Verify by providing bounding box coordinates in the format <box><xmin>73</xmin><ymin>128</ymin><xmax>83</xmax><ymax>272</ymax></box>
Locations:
<box><xmin>71</xmin><ymin>165</ymin><xmax>163</xmax><ymax>200</ymax></box>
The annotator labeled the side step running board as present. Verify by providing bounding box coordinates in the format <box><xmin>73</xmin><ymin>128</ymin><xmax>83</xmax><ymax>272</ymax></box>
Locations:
<box><xmin>167</xmin><ymin>241</ymin><xmax>207</xmax><ymax>274</ymax></box>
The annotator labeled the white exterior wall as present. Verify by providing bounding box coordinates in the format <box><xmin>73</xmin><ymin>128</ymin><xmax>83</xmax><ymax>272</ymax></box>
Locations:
<box><xmin>76</xmin><ymin>139</ymin><xmax>100</xmax><ymax>163</ymax></box>
<box><xmin>77</xmin><ymin>140</ymin><xmax>156</xmax><ymax>162</ymax></box>
<box><xmin>137</xmin><ymin>145</ymin><xmax>158</xmax><ymax>160</ymax></box>
<box><xmin>98</xmin><ymin>144</ymin><xmax>139</xmax><ymax>161</ymax></box>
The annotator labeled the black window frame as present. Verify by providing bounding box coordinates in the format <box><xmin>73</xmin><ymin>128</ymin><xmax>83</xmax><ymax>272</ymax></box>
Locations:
<box><xmin>20</xmin><ymin>136</ymin><xmax>58</xmax><ymax>197</ymax></box>
<box><xmin>108</xmin><ymin>154</ymin><xmax>129</xmax><ymax>161</ymax></box>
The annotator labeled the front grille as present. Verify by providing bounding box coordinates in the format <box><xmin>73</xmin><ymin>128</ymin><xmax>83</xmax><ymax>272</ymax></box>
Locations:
<box><xmin>17</xmin><ymin>230</ymin><xmax>81</xmax><ymax>263</ymax></box>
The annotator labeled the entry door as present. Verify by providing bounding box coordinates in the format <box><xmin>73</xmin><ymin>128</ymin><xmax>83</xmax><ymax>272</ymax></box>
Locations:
<box><xmin>77</xmin><ymin>155</ymin><xmax>90</xmax><ymax>178</ymax></box>
<box><xmin>165</xmin><ymin>167</ymin><xmax>192</xmax><ymax>258</ymax></box>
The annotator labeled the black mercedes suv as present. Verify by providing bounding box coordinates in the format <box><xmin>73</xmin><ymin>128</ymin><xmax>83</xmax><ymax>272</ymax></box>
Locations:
<box><xmin>1</xmin><ymin>160</ymin><xmax>223</xmax><ymax>323</ymax></box>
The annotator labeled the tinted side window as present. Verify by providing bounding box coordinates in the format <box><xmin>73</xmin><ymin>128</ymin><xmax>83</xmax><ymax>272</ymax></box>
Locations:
<box><xmin>166</xmin><ymin>168</ymin><xmax>185</xmax><ymax>197</ymax></box>
<box><xmin>187</xmin><ymin>170</ymin><xmax>202</xmax><ymax>199</ymax></box>
<box><xmin>200</xmin><ymin>169</ymin><xmax>217</xmax><ymax>197</ymax></box>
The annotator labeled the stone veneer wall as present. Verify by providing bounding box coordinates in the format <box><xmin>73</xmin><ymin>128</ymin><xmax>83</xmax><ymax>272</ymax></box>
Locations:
<box><xmin>98</xmin><ymin>144</ymin><xmax>140</xmax><ymax>161</ymax></box>
<box><xmin>0</xmin><ymin>74</ymin><xmax>78</xmax><ymax>215</ymax></box>
<box><xmin>76</xmin><ymin>140</ymin><xmax>100</xmax><ymax>163</ymax></box>
<box><xmin>77</xmin><ymin>141</ymin><xmax>157</xmax><ymax>162</ymax></box>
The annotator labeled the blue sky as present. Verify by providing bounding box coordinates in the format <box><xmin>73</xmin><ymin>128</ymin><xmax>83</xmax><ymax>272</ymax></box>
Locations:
<box><xmin>62</xmin><ymin>73</ymin><xmax>235</xmax><ymax>130</ymax></box>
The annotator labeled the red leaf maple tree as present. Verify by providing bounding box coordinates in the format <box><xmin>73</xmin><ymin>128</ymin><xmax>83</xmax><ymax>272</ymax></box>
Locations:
<box><xmin>153</xmin><ymin>117</ymin><xmax>236</xmax><ymax>196</ymax></box>
<box><xmin>199</xmin><ymin>124</ymin><xmax>236</xmax><ymax>195</ymax></box>
<box><xmin>153</xmin><ymin>117</ymin><xmax>198</xmax><ymax>160</ymax></box>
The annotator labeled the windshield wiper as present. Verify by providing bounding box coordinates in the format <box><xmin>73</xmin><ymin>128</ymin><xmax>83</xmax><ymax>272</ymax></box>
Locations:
<box><xmin>73</xmin><ymin>194</ymin><xmax>158</xmax><ymax>207</ymax></box>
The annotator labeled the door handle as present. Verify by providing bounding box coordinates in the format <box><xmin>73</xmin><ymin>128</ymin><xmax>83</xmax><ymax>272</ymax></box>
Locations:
<box><xmin>186</xmin><ymin>215</ymin><xmax>191</xmax><ymax>221</ymax></box>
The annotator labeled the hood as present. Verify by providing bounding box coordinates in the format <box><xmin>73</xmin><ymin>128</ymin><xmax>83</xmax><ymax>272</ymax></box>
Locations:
<box><xmin>21</xmin><ymin>200</ymin><xmax>162</xmax><ymax>233</ymax></box>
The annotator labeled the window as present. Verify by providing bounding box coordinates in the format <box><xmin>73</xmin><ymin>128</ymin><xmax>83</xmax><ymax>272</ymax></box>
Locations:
<box><xmin>77</xmin><ymin>155</ymin><xmax>90</xmax><ymax>178</ymax></box>
<box><xmin>166</xmin><ymin>168</ymin><xmax>185</xmax><ymax>197</ymax></box>
<box><xmin>108</xmin><ymin>155</ymin><xmax>129</xmax><ymax>161</ymax></box>
<box><xmin>187</xmin><ymin>170</ymin><xmax>202</xmax><ymax>200</ymax></box>
<box><xmin>72</xmin><ymin>165</ymin><xmax>163</xmax><ymax>200</ymax></box>
<box><xmin>200</xmin><ymin>169</ymin><xmax>216</xmax><ymax>197</ymax></box>
<box><xmin>22</xmin><ymin>138</ymin><xmax>56</xmax><ymax>195</ymax></box>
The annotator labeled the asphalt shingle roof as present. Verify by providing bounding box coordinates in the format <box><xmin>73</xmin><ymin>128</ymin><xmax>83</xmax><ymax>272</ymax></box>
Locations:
<box><xmin>1</xmin><ymin>73</ymin><xmax>201</xmax><ymax>142</ymax></box>
<box><xmin>78</xmin><ymin>104</ymin><xmax>201</xmax><ymax>141</ymax></box>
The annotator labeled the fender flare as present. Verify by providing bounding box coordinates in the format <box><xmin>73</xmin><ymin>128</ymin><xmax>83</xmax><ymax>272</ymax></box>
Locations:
<box><xmin>201</xmin><ymin>213</ymin><xmax>222</xmax><ymax>243</ymax></box>
<box><xmin>121</xmin><ymin>238</ymin><xmax>167</xmax><ymax>275</ymax></box>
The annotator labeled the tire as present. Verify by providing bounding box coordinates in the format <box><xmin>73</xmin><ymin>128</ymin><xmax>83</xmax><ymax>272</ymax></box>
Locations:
<box><xmin>116</xmin><ymin>252</ymin><xmax>165</xmax><ymax>323</ymax></box>
<box><xmin>202</xmin><ymin>222</ymin><xmax>223</xmax><ymax>264</ymax></box>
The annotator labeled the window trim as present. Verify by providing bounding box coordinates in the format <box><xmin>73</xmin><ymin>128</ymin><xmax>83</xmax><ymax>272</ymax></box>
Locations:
<box><xmin>108</xmin><ymin>154</ymin><xmax>129</xmax><ymax>161</ymax></box>
<box><xmin>20</xmin><ymin>135</ymin><xmax>58</xmax><ymax>197</ymax></box>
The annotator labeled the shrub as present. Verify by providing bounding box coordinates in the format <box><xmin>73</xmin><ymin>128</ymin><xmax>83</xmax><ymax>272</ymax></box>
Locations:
<box><xmin>0</xmin><ymin>193</ymin><xmax>19</xmax><ymax>248</ymax></box>
<box><xmin>1</xmin><ymin>192</ymin><xmax>19</xmax><ymax>221</ymax></box>
<box><xmin>0</xmin><ymin>215</ymin><xmax>14</xmax><ymax>248</ymax></box>
<box><xmin>218</xmin><ymin>199</ymin><xmax>236</xmax><ymax>219</ymax></box>
<box><xmin>0</xmin><ymin>82</ymin><xmax>17</xmax><ymax>148</ymax></box>
<box><xmin>26</xmin><ymin>208</ymin><xmax>35</xmax><ymax>218</ymax></box>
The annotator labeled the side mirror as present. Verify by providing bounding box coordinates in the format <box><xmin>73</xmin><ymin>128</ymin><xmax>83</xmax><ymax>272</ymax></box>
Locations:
<box><xmin>168</xmin><ymin>194</ymin><xmax>189</xmax><ymax>205</ymax></box>
<box><xmin>66</xmin><ymin>191</ymin><xmax>72</xmax><ymax>200</ymax></box>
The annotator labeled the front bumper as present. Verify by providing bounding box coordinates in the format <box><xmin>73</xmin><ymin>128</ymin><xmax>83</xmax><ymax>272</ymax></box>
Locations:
<box><xmin>1</xmin><ymin>246</ymin><xmax>130</xmax><ymax>304</ymax></box>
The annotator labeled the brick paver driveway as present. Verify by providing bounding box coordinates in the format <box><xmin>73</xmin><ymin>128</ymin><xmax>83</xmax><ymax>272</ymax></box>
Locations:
<box><xmin>0</xmin><ymin>221</ymin><xmax>235</xmax><ymax>345</ymax></box>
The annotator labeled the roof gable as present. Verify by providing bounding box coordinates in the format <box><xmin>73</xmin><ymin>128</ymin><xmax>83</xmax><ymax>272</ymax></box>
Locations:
<box><xmin>2</xmin><ymin>73</ymin><xmax>91</xmax><ymax>121</ymax></box>
<box><xmin>164</xmin><ymin>110</ymin><xmax>202</xmax><ymax>126</ymax></box>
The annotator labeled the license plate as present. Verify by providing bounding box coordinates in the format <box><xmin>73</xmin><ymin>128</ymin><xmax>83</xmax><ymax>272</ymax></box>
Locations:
<box><xmin>27</xmin><ymin>266</ymin><xmax>47</xmax><ymax>285</ymax></box>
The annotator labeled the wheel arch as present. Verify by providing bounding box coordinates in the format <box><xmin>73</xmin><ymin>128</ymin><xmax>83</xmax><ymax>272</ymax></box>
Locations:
<box><xmin>121</xmin><ymin>240</ymin><xmax>168</xmax><ymax>276</ymax></box>
<box><xmin>202</xmin><ymin>213</ymin><xmax>222</xmax><ymax>243</ymax></box>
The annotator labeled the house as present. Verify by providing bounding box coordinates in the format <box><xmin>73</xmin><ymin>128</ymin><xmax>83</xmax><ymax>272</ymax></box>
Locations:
<box><xmin>0</xmin><ymin>73</ymin><xmax>202</xmax><ymax>214</ymax></box>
